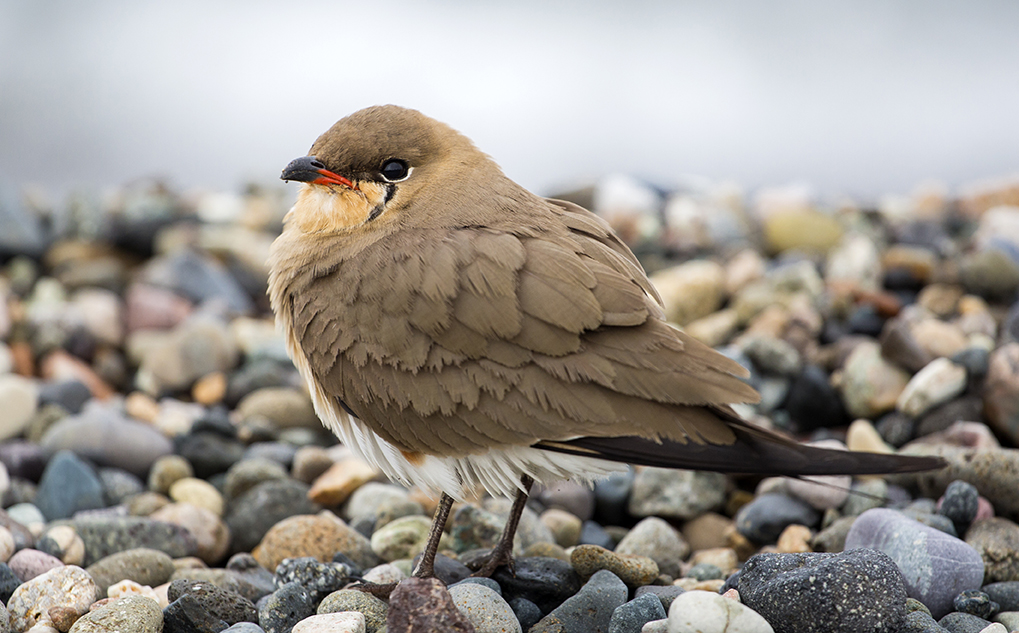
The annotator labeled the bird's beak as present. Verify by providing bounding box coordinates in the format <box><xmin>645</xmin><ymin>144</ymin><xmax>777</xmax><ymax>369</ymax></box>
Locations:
<box><xmin>281</xmin><ymin>156</ymin><xmax>358</xmax><ymax>190</ymax></box>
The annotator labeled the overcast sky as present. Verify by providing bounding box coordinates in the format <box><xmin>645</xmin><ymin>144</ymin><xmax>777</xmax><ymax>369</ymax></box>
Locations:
<box><xmin>2</xmin><ymin>1</ymin><xmax>1018</xmax><ymax>202</ymax></box>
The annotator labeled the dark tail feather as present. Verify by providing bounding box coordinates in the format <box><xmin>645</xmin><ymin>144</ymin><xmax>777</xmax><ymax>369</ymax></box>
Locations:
<box><xmin>535</xmin><ymin>422</ymin><xmax>945</xmax><ymax>476</ymax></box>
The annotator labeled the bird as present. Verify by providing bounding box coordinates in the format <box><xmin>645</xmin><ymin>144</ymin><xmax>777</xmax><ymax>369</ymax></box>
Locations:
<box><xmin>268</xmin><ymin>105</ymin><xmax>944</xmax><ymax>583</ymax></box>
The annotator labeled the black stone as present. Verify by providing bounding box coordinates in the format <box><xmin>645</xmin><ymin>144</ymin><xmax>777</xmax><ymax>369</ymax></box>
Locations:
<box><xmin>983</xmin><ymin>581</ymin><xmax>1019</xmax><ymax>612</ymax></box>
<box><xmin>168</xmin><ymin>578</ymin><xmax>259</xmax><ymax>626</ymax></box>
<box><xmin>257</xmin><ymin>582</ymin><xmax>315</xmax><ymax>633</ymax></box>
<box><xmin>226</xmin><ymin>553</ymin><xmax>279</xmax><ymax>601</ymax></box>
<box><xmin>739</xmin><ymin>549</ymin><xmax>907</xmax><ymax>633</ymax></box>
<box><xmin>225</xmin><ymin>479</ymin><xmax>318</xmax><ymax>553</ymax></box>
<box><xmin>846</xmin><ymin>305</ymin><xmax>886</xmax><ymax>337</ymax></box>
<box><xmin>175</xmin><ymin>432</ymin><xmax>245</xmax><ymax>479</ymax></box>
<box><xmin>735</xmin><ymin>493</ymin><xmax>820</xmax><ymax>544</ymax></box>
<box><xmin>593</xmin><ymin>469</ymin><xmax>633</xmax><ymax>526</ymax></box>
<box><xmin>952</xmin><ymin>589</ymin><xmax>998</xmax><ymax>620</ymax></box>
<box><xmin>784</xmin><ymin>365</ymin><xmax>846</xmax><ymax>431</ymax></box>
<box><xmin>0</xmin><ymin>563</ymin><xmax>21</xmax><ymax>603</ymax></box>
<box><xmin>875</xmin><ymin>412</ymin><xmax>915</xmax><ymax>447</ymax></box>
<box><xmin>191</xmin><ymin>407</ymin><xmax>237</xmax><ymax>438</ymax></box>
<box><xmin>163</xmin><ymin>593</ymin><xmax>231</xmax><ymax>633</ymax></box>
<box><xmin>273</xmin><ymin>557</ymin><xmax>351</xmax><ymax>600</ymax></box>
<box><xmin>411</xmin><ymin>553</ymin><xmax>471</xmax><ymax>586</ymax></box>
<box><xmin>916</xmin><ymin>396</ymin><xmax>984</xmax><ymax>439</ymax></box>
<box><xmin>509</xmin><ymin>597</ymin><xmax>543</xmax><ymax>632</ymax></box>
<box><xmin>493</xmin><ymin>556</ymin><xmax>581</xmax><ymax>614</ymax></box>
<box><xmin>937</xmin><ymin>612</ymin><xmax>992</xmax><ymax>633</ymax></box>
<box><xmin>0</xmin><ymin>440</ymin><xmax>48</xmax><ymax>481</ymax></box>
<box><xmin>938</xmin><ymin>480</ymin><xmax>979</xmax><ymax>535</ymax></box>
<box><xmin>901</xmin><ymin>610</ymin><xmax>949</xmax><ymax>632</ymax></box>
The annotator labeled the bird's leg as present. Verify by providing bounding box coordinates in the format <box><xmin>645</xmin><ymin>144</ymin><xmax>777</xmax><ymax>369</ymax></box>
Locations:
<box><xmin>413</xmin><ymin>492</ymin><xmax>455</xmax><ymax>578</ymax></box>
<box><xmin>352</xmin><ymin>492</ymin><xmax>455</xmax><ymax>598</ymax></box>
<box><xmin>471</xmin><ymin>474</ymin><xmax>534</xmax><ymax>578</ymax></box>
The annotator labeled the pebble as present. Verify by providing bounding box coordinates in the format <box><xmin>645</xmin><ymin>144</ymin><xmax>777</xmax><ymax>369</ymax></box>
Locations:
<box><xmin>735</xmin><ymin>493</ymin><xmax>820</xmax><ymax>544</ymax></box>
<box><xmin>258</xmin><ymin>582</ymin><xmax>316</xmax><ymax>633</ymax></box>
<box><xmin>0</xmin><ymin>375</ymin><xmax>39</xmax><ymax>442</ymax></box>
<box><xmin>274</xmin><ymin>557</ymin><xmax>351</xmax><ymax>601</ymax></box>
<box><xmin>290</xmin><ymin>612</ymin><xmax>365</xmax><ymax>633</ymax></box>
<box><xmin>107</xmin><ymin>579</ymin><xmax>161</xmax><ymax>604</ymax></box>
<box><xmin>85</xmin><ymin>547</ymin><xmax>176</xmax><ymax>597</ymax></box>
<box><xmin>937</xmin><ymin>612</ymin><xmax>994</xmax><ymax>633</ymax></box>
<box><xmin>318</xmin><ymin>590</ymin><xmax>388</xmax><ymax>633</ymax></box>
<box><xmin>148</xmin><ymin>455</ymin><xmax>194</xmax><ymax>494</ymax></box>
<box><xmin>225</xmin><ymin>479</ymin><xmax>319</xmax><ymax>554</ymax></box>
<box><xmin>953</xmin><ymin>590</ymin><xmax>999</xmax><ymax>620</ymax></box>
<box><xmin>97</xmin><ymin>467</ymin><xmax>144</xmax><ymax>506</ymax></box>
<box><xmin>838</xmin><ymin>341</ymin><xmax>911</xmax><ymax>419</ymax></box>
<box><xmin>163</xmin><ymin>593</ymin><xmax>231</xmax><ymax>633</ymax></box>
<box><xmin>448</xmin><ymin>581</ymin><xmax>521</xmax><ymax>633</ymax></box>
<box><xmin>667</xmin><ymin>589</ymin><xmax>774</xmax><ymax>633</ymax></box>
<box><xmin>649</xmin><ymin>260</ymin><xmax>726</xmax><ymax>326</ymax></box>
<box><xmin>135</xmin><ymin>316</ymin><xmax>239</xmax><ymax>395</ymax></box>
<box><xmin>235</xmin><ymin>387</ymin><xmax>318</xmax><ymax>429</ymax></box>
<box><xmin>308</xmin><ymin>458</ymin><xmax>380</xmax><ymax>507</ymax></box>
<box><xmin>7</xmin><ymin>549</ymin><xmax>63</xmax><ymax>582</ymax></box>
<box><xmin>7</xmin><ymin>565</ymin><xmax>96</xmax><ymax>632</ymax></box>
<box><xmin>167</xmin><ymin>578</ymin><xmax>258</xmax><ymax>627</ymax></box>
<box><xmin>579</xmin><ymin>521</ymin><xmax>616</xmax><ymax>550</ymax></box>
<box><xmin>540</xmin><ymin>508</ymin><xmax>583</xmax><ymax>548</ymax></box>
<box><xmin>965</xmin><ymin>518</ymin><xmax>1019</xmax><ymax>583</ymax></box>
<box><xmin>369</xmin><ymin>515</ymin><xmax>435</xmax><ymax>562</ymax></box>
<box><xmin>151</xmin><ymin>502</ymin><xmax>231</xmax><ymax>564</ymax></box>
<box><xmin>784</xmin><ymin>441</ymin><xmax>852</xmax><ymax>510</ymax></box>
<box><xmin>984</xmin><ymin>344</ymin><xmax>1019</xmax><ymax>446</ymax></box>
<box><xmin>608</xmin><ymin>593</ymin><xmax>666</xmax><ymax>633</ymax></box>
<box><xmin>40</xmin><ymin>407</ymin><xmax>173</xmax><ymax>477</ymax></box>
<box><xmin>387</xmin><ymin>577</ymin><xmax>474</xmax><ymax>633</ymax></box>
<box><xmin>845</xmin><ymin>508</ymin><xmax>985</xmax><ymax>617</ymax></box>
<box><xmin>571</xmin><ymin>545</ymin><xmax>660</xmax><ymax>588</ymax></box>
<box><xmin>614</xmin><ymin>517</ymin><xmax>689</xmax><ymax>579</ymax></box>
<box><xmin>680</xmin><ymin>513</ymin><xmax>733</xmax><ymax>552</ymax></box>
<box><xmin>982</xmin><ymin>582</ymin><xmax>1019</xmax><ymax>611</ymax></box>
<box><xmin>493</xmin><ymin>556</ymin><xmax>581</xmax><ymax>614</ymax></box>
<box><xmin>593</xmin><ymin>470</ymin><xmax>633</xmax><ymax>526</ymax></box>
<box><xmin>68</xmin><ymin>516</ymin><xmax>198</xmax><ymax>566</ymax></box>
<box><xmin>897</xmin><ymin>446</ymin><xmax>1019</xmax><ymax>519</ymax></box>
<box><xmin>0</xmin><ymin>527</ymin><xmax>14</xmax><ymax>563</ymax></box>
<box><xmin>67</xmin><ymin>594</ymin><xmax>163</xmax><ymax>633</ymax></box>
<box><xmin>784</xmin><ymin>365</ymin><xmax>847</xmax><ymax>431</ymax></box>
<box><xmin>168</xmin><ymin>477</ymin><xmax>224</xmax><ymax>516</ymax></box>
<box><xmin>628</xmin><ymin>468</ymin><xmax>726</xmax><ymax>520</ymax></box>
<box><xmin>531</xmin><ymin>569</ymin><xmax>628</xmax><ymax>633</ymax></box>
<box><xmin>252</xmin><ymin>512</ymin><xmax>377</xmax><ymax>572</ymax></box>
<box><xmin>739</xmin><ymin>549</ymin><xmax>907</xmax><ymax>632</ymax></box>
<box><xmin>939</xmin><ymin>480</ymin><xmax>980</xmax><ymax>534</ymax></box>
<box><xmin>0</xmin><ymin>563</ymin><xmax>22</xmax><ymax>603</ymax></box>
<box><xmin>33</xmin><ymin>450</ymin><xmax>105</xmax><ymax>521</ymax></box>
<box><xmin>897</xmin><ymin>358</ymin><xmax>968</xmax><ymax>418</ymax></box>
<box><xmin>223</xmin><ymin>458</ymin><xmax>289</xmax><ymax>502</ymax></box>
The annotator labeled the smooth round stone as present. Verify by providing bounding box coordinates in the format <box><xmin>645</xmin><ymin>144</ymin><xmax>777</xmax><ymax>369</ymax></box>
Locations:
<box><xmin>449</xmin><ymin>582</ymin><xmax>522</xmax><ymax>633</ymax></box>
<box><xmin>8</xmin><ymin>549</ymin><xmax>63</xmax><ymax>581</ymax></box>
<box><xmin>150</xmin><ymin>502</ymin><xmax>230</xmax><ymax>564</ymax></box>
<box><xmin>258</xmin><ymin>582</ymin><xmax>316</xmax><ymax>633</ymax></box>
<box><xmin>86</xmin><ymin>547</ymin><xmax>175</xmax><ymax>598</ymax></box>
<box><xmin>0</xmin><ymin>562</ymin><xmax>20</xmax><ymax>603</ymax></box>
<box><xmin>739</xmin><ymin>549</ymin><xmax>905</xmax><ymax>632</ymax></box>
<box><xmin>0</xmin><ymin>440</ymin><xmax>47</xmax><ymax>480</ymax></box>
<box><xmin>148</xmin><ymin>455</ymin><xmax>194</xmax><ymax>495</ymax></box>
<box><xmin>167</xmin><ymin>578</ymin><xmax>258</xmax><ymax>627</ymax></box>
<box><xmin>37</xmin><ymin>380</ymin><xmax>91</xmax><ymax>415</ymax></box>
<box><xmin>222</xmin><ymin>459</ymin><xmax>288</xmax><ymax>502</ymax></box>
<box><xmin>252</xmin><ymin>512</ymin><xmax>377</xmax><ymax>572</ymax></box>
<box><xmin>174</xmin><ymin>432</ymin><xmax>245</xmax><ymax>479</ymax></box>
<box><xmin>784</xmin><ymin>441</ymin><xmax>852</xmax><ymax>510</ymax></box>
<box><xmin>168</xmin><ymin>477</ymin><xmax>224</xmax><ymax>516</ymax></box>
<box><xmin>7</xmin><ymin>502</ymin><xmax>45</xmax><ymax>529</ymax></box>
<box><xmin>0</xmin><ymin>374</ymin><xmax>39</xmax><ymax>441</ymax></box>
<box><xmin>275</xmin><ymin>557</ymin><xmax>351</xmax><ymax>601</ymax></box>
<box><xmin>897</xmin><ymin>357</ymin><xmax>967</xmax><ymax>418</ymax></box>
<box><xmin>540</xmin><ymin>509</ymin><xmax>582</xmax><ymax>548</ymax></box>
<box><xmin>318</xmin><ymin>589</ymin><xmax>387</xmax><ymax>633</ymax></box>
<box><xmin>628</xmin><ymin>468</ymin><xmax>726</xmax><ymax>520</ymax></box>
<box><xmin>493</xmin><ymin>557</ymin><xmax>581</xmax><ymax>615</ymax></box>
<box><xmin>450</xmin><ymin>577</ymin><xmax>501</xmax><ymax>596</ymax></box>
<box><xmin>225</xmin><ymin>479</ymin><xmax>319</xmax><ymax>553</ymax></box>
<box><xmin>845</xmin><ymin>508</ymin><xmax>985</xmax><ymax>618</ymax></box>
<box><xmin>0</xmin><ymin>527</ymin><xmax>14</xmax><ymax>563</ymax></box>
<box><xmin>579</xmin><ymin>521</ymin><xmax>616</xmax><ymax>550</ymax></box>
<box><xmin>291</xmin><ymin>612</ymin><xmax>365</xmax><ymax>633</ymax></box>
<box><xmin>965</xmin><ymin>518</ymin><xmax>1019</xmax><ymax>583</ymax></box>
<box><xmin>880</xmin><ymin>319</ymin><xmax>933</xmax><ymax>374</ymax></box>
<box><xmin>508</xmin><ymin>597</ymin><xmax>542</xmax><ymax>632</ymax></box>
<box><xmin>608</xmin><ymin>593</ymin><xmax>666</xmax><ymax>633</ymax></box>
<box><xmin>937</xmin><ymin>612</ymin><xmax>994</xmax><ymax>633</ymax></box>
<box><xmin>649</xmin><ymin>260</ymin><xmax>725</xmax><ymax>326</ymax></box>
<box><xmin>235</xmin><ymin>387</ymin><xmax>317</xmax><ymax>429</ymax></box>
<box><xmin>67</xmin><ymin>594</ymin><xmax>163</xmax><ymax>633</ymax></box>
<box><xmin>34</xmin><ymin>450</ymin><xmax>105</xmax><ymax>521</ymax></box>
<box><xmin>342</xmin><ymin>482</ymin><xmax>409</xmax><ymax>521</ymax></box>
<box><xmin>784</xmin><ymin>365</ymin><xmax>847</xmax><ymax>431</ymax></box>
<box><xmin>450</xmin><ymin>504</ymin><xmax>503</xmax><ymax>553</ymax></box>
<box><xmin>41</xmin><ymin>408</ymin><xmax>173</xmax><ymax>478</ymax></box>
<box><xmin>667</xmin><ymin>589</ymin><xmax>774</xmax><ymax>633</ymax></box>
<box><xmin>531</xmin><ymin>569</ymin><xmax>628</xmax><ymax>633</ymax></box>
<box><xmin>681</xmin><ymin>513</ymin><xmax>734</xmax><ymax>552</ymax></box>
<box><xmin>369</xmin><ymin>515</ymin><xmax>434</xmax><ymax>562</ymax></box>
<box><xmin>634</xmin><ymin>586</ymin><xmax>685</xmax><ymax>612</ymax></box>
<box><xmin>838</xmin><ymin>341</ymin><xmax>911</xmax><ymax>419</ymax></box>
<box><xmin>735</xmin><ymin>493</ymin><xmax>820</xmax><ymax>544</ymax></box>
<box><xmin>841</xmin><ymin>478</ymin><xmax>889</xmax><ymax>517</ymax></box>
<box><xmin>290</xmin><ymin>446</ymin><xmax>334</xmax><ymax>485</ymax></box>
<box><xmin>571</xmin><ymin>545</ymin><xmax>659</xmax><ymax>588</ymax></box>
<box><xmin>614</xmin><ymin>517</ymin><xmax>690</xmax><ymax>579</ymax></box>
<box><xmin>995</xmin><ymin>612</ymin><xmax>1019</xmax><ymax>631</ymax></box>
<box><xmin>361</xmin><ymin>563</ymin><xmax>405</xmax><ymax>586</ymax></box>
<box><xmin>374</xmin><ymin>496</ymin><xmax>425</xmax><ymax>531</ymax></box>
<box><xmin>135</xmin><ymin>316</ymin><xmax>239</xmax><ymax>395</ymax></box>
<box><xmin>483</xmin><ymin>499</ymin><xmax>554</xmax><ymax>553</ymax></box>
<box><xmin>7</xmin><ymin>565</ymin><xmax>96</xmax><ymax>632</ymax></box>
<box><xmin>810</xmin><ymin>516</ymin><xmax>856</xmax><ymax>553</ymax></box>
<box><xmin>983</xmin><ymin>581</ymin><xmax>1019</xmax><ymax>611</ymax></box>
<box><xmin>242</xmin><ymin>442</ymin><xmax>298</xmax><ymax>470</ymax></box>
<box><xmin>68</xmin><ymin>516</ymin><xmax>198</xmax><ymax>566</ymax></box>
<box><xmin>939</xmin><ymin>480</ymin><xmax>979</xmax><ymax>533</ymax></box>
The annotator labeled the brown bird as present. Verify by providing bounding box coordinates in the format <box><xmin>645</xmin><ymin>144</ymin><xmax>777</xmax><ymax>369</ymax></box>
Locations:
<box><xmin>268</xmin><ymin>105</ymin><xmax>943</xmax><ymax>583</ymax></box>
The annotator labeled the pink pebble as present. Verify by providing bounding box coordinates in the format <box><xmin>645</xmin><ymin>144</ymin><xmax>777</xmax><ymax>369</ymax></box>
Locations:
<box><xmin>722</xmin><ymin>588</ymin><xmax>741</xmax><ymax>602</ymax></box>
<box><xmin>975</xmin><ymin>496</ymin><xmax>995</xmax><ymax>521</ymax></box>
<box><xmin>8</xmin><ymin>548</ymin><xmax>64</xmax><ymax>581</ymax></box>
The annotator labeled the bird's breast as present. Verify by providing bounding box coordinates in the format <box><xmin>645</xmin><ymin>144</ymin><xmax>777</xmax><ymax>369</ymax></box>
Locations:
<box><xmin>288</xmin><ymin>182</ymin><xmax>389</xmax><ymax>234</ymax></box>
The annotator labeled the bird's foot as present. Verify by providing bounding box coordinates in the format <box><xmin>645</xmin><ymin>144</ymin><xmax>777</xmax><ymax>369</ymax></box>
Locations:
<box><xmin>468</xmin><ymin>546</ymin><xmax>516</xmax><ymax>578</ymax></box>
<box><xmin>348</xmin><ymin>579</ymin><xmax>399</xmax><ymax>599</ymax></box>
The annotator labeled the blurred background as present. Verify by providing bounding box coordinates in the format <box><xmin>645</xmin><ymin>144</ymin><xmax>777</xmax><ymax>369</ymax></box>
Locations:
<box><xmin>2</xmin><ymin>0</ymin><xmax>1018</xmax><ymax>200</ymax></box>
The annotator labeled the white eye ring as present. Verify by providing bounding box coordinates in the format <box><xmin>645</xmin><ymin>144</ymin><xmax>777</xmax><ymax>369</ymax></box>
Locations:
<box><xmin>380</xmin><ymin>159</ymin><xmax>411</xmax><ymax>182</ymax></box>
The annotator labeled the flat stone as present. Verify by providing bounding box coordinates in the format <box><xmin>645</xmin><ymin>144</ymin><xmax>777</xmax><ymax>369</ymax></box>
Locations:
<box><xmin>291</xmin><ymin>613</ymin><xmax>365</xmax><ymax>633</ymax></box>
<box><xmin>167</xmin><ymin>578</ymin><xmax>258</xmax><ymax>626</ymax></box>
<box><xmin>308</xmin><ymin>458</ymin><xmax>380</xmax><ymax>507</ymax></box>
<box><xmin>493</xmin><ymin>556</ymin><xmax>581</xmax><ymax>614</ymax></box>
<box><xmin>318</xmin><ymin>589</ymin><xmax>387</xmax><ymax>633</ymax></box>
<box><xmin>67</xmin><ymin>516</ymin><xmax>198</xmax><ymax>566</ymax></box>
<box><xmin>570</xmin><ymin>545</ymin><xmax>659</xmax><ymax>588</ymax></box>
<box><xmin>40</xmin><ymin>408</ymin><xmax>173</xmax><ymax>478</ymax></box>
<box><xmin>67</xmin><ymin>594</ymin><xmax>163</xmax><ymax>633</ymax></box>
<box><xmin>897</xmin><ymin>358</ymin><xmax>967</xmax><ymax>418</ymax></box>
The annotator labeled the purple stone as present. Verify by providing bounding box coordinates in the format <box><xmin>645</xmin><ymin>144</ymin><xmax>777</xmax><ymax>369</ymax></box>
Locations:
<box><xmin>845</xmin><ymin>508</ymin><xmax>984</xmax><ymax>618</ymax></box>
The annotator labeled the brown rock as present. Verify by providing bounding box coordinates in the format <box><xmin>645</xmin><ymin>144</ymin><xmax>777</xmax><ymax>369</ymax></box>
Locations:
<box><xmin>308</xmin><ymin>458</ymin><xmax>379</xmax><ymax>506</ymax></box>
<box><xmin>387</xmin><ymin>577</ymin><xmax>476</xmax><ymax>633</ymax></box>
<box><xmin>909</xmin><ymin>319</ymin><xmax>968</xmax><ymax>360</ymax></box>
<box><xmin>191</xmin><ymin>371</ymin><xmax>227</xmax><ymax>405</ymax></box>
<box><xmin>253</xmin><ymin>512</ymin><xmax>378</xmax><ymax>571</ymax></box>
<box><xmin>775</xmin><ymin>524</ymin><xmax>813</xmax><ymax>553</ymax></box>
<box><xmin>681</xmin><ymin>512</ymin><xmax>733</xmax><ymax>551</ymax></box>
<box><xmin>965</xmin><ymin>517</ymin><xmax>1019</xmax><ymax>582</ymax></box>
<box><xmin>570</xmin><ymin>544</ymin><xmax>659</xmax><ymax>588</ymax></box>
<box><xmin>291</xmin><ymin>446</ymin><xmax>335</xmax><ymax>484</ymax></box>
<box><xmin>150</xmin><ymin>503</ymin><xmax>230</xmax><ymax>565</ymax></box>
<box><xmin>49</xmin><ymin>605</ymin><xmax>80</xmax><ymax>632</ymax></box>
<box><xmin>983</xmin><ymin>343</ymin><xmax>1019</xmax><ymax>446</ymax></box>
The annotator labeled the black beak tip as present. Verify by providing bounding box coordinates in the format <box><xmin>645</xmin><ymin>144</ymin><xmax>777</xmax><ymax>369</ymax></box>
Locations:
<box><xmin>281</xmin><ymin>156</ymin><xmax>324</xmax><ymax>183</ymax></box>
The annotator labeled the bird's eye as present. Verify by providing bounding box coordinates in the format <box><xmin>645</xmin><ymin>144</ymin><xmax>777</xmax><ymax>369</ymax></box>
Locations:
<box><xmin>380</xmin><ymin>159</ymin><xmax>410</xmax><ymax>182</ymax></box>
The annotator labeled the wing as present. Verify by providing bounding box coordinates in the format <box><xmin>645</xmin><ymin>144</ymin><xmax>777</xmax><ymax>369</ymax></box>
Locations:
<box><xmin>288</xmin><ymin>197</ymin><xmax>760</xmax><ymax>458</ymax></box>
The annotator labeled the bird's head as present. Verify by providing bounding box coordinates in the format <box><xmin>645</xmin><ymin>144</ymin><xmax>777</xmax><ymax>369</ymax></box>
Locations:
<box><xmin>280</xmin><ymin>105</ymin><xmax>492</xmax><ymax>235</ymax></box>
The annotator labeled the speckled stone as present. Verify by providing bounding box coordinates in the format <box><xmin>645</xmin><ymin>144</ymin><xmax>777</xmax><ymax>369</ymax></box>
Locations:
<box><xmin>225</xmin><ymin>479</ymin><xmax>320</xmax><ymax>554</ymax></box>
<box><xmin>570</xmin><ymin>544</ymin><xmax>659</xmax><ymax>589</ymax></box>
<box><xmin>274</xmin><ymin>557</ymin><xmax>351</xmax><ymax>601</ymax></box>
<box><xmin>531</xmin><ymin>569</ymin><xmax>628</xmax><ymax>633</ymax></box>
<box><xmin>966</xmin><ymin>518</ymin><xmax>1019</xmax><ymax>583</ymax></box>
<box><xmin>318</xmin><ymin>590</ymin><xmax>388</xmax><ymax>633</ymax></box>
<box><xmin>608</xmin><ymin>593</ymin><xmax>666</xmax><ymax>633</ymax></box>
<box><xmin>614</xmin><ymin>517</ymin><xmax>689</xmax><ymax>579</ymax></box>
<box><xmin>7</xmin><ymin>565</ymin><xmax>96</xmax><ymax>632</ymax></box>
<box><xmin>150</xmin><ymin>502</ymin><xmax>231</xmax><ymax>565</ymax></box>
<box><xmin>86</xmin><ymin>548</ymin><xmax>175</xmax><ymax>598</ymax></box>
<box><xmin>167</xmin><ymin>578</ymin><xmax>258</xmax><ymax>627</ymax></box>
<box><xmin>67</xmin><ymin>594</ymin><xmax>163</xmax><ymax>633</ymax></box>
<box><xmin>387</xmin><ymin>577</ymin><xmax>474</xmax><ymax>633</ymax></box>
<box><xmin>370</xmin><ymin>515</ymin><xmax>436</xmax><ymax>562</ymax></box>
<box><xmin>448</xmin><ymin>581</ymin><xmax>522</xmax><ymax>633</ymax></box>
<box><xmin>252</xmin><ymin>512</ymin><xmax>378</xmax><ymax>572</ymax></box>
<box><xmin>628</xmin><ymin>468</ymin><xmax>726</xmax><ymax>520</ymax></box>
<box><xmin>67</xmin><ymin>516</ymin><xmax>198</xmax><ymax>566</ymax></box>
<box><xmin>258</xmin><ymin>582</ymin><xmax>316</xmax><ymax>633</ymax></box>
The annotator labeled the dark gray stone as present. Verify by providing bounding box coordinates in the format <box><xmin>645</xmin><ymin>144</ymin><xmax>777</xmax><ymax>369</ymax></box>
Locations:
<box><xmin>163</xmin><ymin>593</ymin><xmax>230</xmax><ymax>633</ymax></box>
<box><xmin>739</xmin><ymin>549</ymin><xmax>907</xmax><ymax>633</ymax></box>
<box><xmin>168</xmin><ymin>578</ymin><xmax>259</xmax><ymax>626</ymax></box>
<box><xmin>0</xmin><ymin>440</ymin><xmax>47</xmax><ymax>481</ymax></box>
<box><xmin>634</xmin><ymin>585</ymin><xmax>685</xmax><ymax>612</ymax></box>
<box><xmin>175</xmin><ymin>431</ymin><xmax>245</xmax><ymax>479</ymax></box>
<box><xmin>257</xmin><ymin>582</ymin><xmax>315</xmax><ymax>633</ymax></box>
<box><xmin>37</xmin><ymin>380</ymin><xmax>91</xmax><ymax>415</ymax></box>
<box><xmin>97</xmin><ymin>467</ymin><xmax>145</xmax><ymax>505</ymax></box>
<box><xmin>225</xmin><ymin>479</ymin><xmax>318</xmax><ymax>554</ymax></box>
<box><xmin>68</xmin><ymin>516</ymin><xmax>198</xmax><ymax>566</ymax></box>
<box><xmin>902</xmin><ymin>610</ymin><xmax>949</xmax><ymax>632</ymax></box>
<box><xmin>937</xmin><ymin>612</ymin><xmax>992</xmax><ymax>633</ymax></box>
<box><xmin>579</xmin><ymin>521</ymin><xmax>616</xmax><ymax>550</ymax></box>
<box><xmin>607</xmin><ymin>593</ymin><xmax>666</xmax><ymax>633</ymax></box>
<box><xmin>983</xmin><ymin>581</ymin><xmax>1019</xmax><ymax>611</ymax></box>
<box><xmin>844</xmin><ymin>508</ymin><xmax>984</xmax><ymax>618</ymax></box>
<box><xmin>493</xmin><ymin>556</ymin><xmax>581</xmax><ymax>614</ymax></box>
<box><xmin>531</xmin><ymin>569</ymin><xmax>628</xmax><ymax>633</ymax></box>
<box><xmin>273</xmin><ymin>557</ymin><xmax>351</xmax><ymax>600</ymax></box>
<box><xmin>34</xmin><ymin>450</ymin><xmax>105</xmax><ymax>521</ymax></box>
<box><xmin>952</xmin><ymin>589</ymin><xmax>998</xmax><ymax>619</ymax></box>
<box><xmin>938</xmin><ymin>480</ymin><xmax>979</xmax><ymax>535</ymax></box>
<box><xmin>735</xmin><ymin>492</ymin><xmax>820</xmax><ymax>544</ymax></box>
<box><xmin>0</xmin><ymin>563</ymin><xmax>21</xmax><ymax>603</ymax></box>
<box><xmin>509</xmin><ymin>597</ymin><xmax>542</xmax><ymax>632</ymax></box>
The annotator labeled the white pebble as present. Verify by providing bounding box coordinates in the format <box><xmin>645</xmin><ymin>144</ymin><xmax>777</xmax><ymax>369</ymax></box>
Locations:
<box><xmin>291</xmin><ymin>611</ymin><xmax>366</xmax><ymax>633</ymax></box>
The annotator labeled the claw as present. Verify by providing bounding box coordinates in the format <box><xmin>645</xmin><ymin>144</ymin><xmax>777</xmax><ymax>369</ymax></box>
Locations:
<box><xmin>349</xmin><ymin>580</ymin><xmax>400</xmax><ymax>599</ymax></box>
